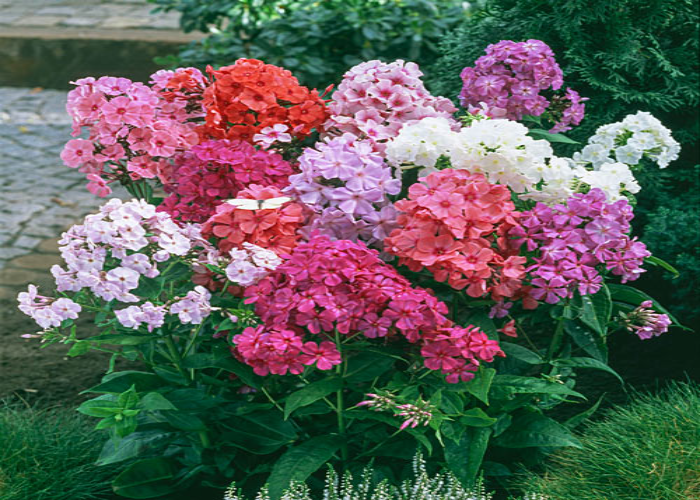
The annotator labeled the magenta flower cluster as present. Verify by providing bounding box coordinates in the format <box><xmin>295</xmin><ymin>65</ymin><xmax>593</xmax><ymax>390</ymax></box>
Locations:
<box><xmin>459</xmin><ymin>39</ymin><xmax>585</xmax><ymax>132</ymax></box>
<box><xmin>63</xmin><ymin>72</ymin><xmax>203</xmax><ymax>196</ymax></box>
<box><xmin>511</xmin><ymin>189</ymin><xmax>650</xmax><ymax>304</ymax></box>
<box><xmin>158</xmin><ymin>139</ymin><xmax>295</xmax><ymax>223</ymax></box>
<box><xmin>288</xmin><ymin>134</ymin><xmax>401</xmax><ymax>245</ymax></box>
<box><xmin>325</xmin><ymin>60</ymin><xmax>457</xmax><ymax>147</ymax></box>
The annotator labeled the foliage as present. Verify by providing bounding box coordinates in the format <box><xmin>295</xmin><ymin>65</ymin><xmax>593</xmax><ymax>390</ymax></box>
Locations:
<box><xmin>516</xmin><ymin>382</ymin><xmax>700</xmax><ymax>500</ymax></box>
<box><xmin>427</xmin><ymin>0</ymin><xmax>700</xmax><ymax>321</ymax></box>
<box><xmin>0</xmin><ymin>400</ymin><xmax>116</xmax><ymax>500</ymax></box>
<box><xmin>149</xmin><ymin>0</ymin><xmax>470</xmax><ymax>89</ymax></box>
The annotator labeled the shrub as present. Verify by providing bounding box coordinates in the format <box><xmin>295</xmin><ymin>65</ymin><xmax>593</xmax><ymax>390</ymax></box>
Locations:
<box><xmin>517</xmin><ymin>382</ymin><xmax>700</xmax><ymax>500</ymax></box>
<box><xmin>427</xmin><ymin>0</ymin><xmax>700</xmax><ymax>322</ymax></box>
<box><xmin>0</xmin><ymin>401</ymin><xmax>115</xmax><ymax>500</ymax></box>
<box><xmin>149</xmin><ymin>0</ymin><xmax>470</xmax><ymax>89</ymax></box>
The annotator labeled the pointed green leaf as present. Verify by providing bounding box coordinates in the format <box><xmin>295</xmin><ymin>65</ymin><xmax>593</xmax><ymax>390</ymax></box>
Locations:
<box><xmin>552</xmin><ymin>357</ymin><xmax>623</xmax><ymax>384</ymax></box>
<box><xmin>284</xmin><ymin>378</ymin><xmax>342</xmax><ymax>420</ymax></box>
<box><xmin>112</xmin><ymin>457</ymin><xmax>177</xmax><ymax>498</ymax></box>
<box><xmin>500</xmin><ymin>342</ymin><xmax>543</xmax><ymax>364</ymax></box>
<box><xmin>445</xmin><ymin>426</ymin><xmax>492</xmax><ymax>486</ymax></box>
<box><xmin>494</xmin><ymin>412</ymin><xmax>582</xmax><ymax>449</ymax></box>
<box><xmin>460</xmin><ymin>408</ymin><xmax>497</xmax><ymax>427</ymax></box>
<box><xmin>564</xmin><ymin>320</ymin><xmax>608</xmax><ymax>362</ymax></box>
<box><xmin>465</xmin><ymin>367</ymin><xmax>496</xmax><ymax>405</ymax></box>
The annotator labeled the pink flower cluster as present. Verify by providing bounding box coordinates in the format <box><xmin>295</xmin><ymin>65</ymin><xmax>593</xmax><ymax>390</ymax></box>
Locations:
<box><xmin>17</xmin><ymin>285</ymin><xmax>81</xmax><ymax>329</ymax></box>
<box><xmin>236</xmin><ymin>235</ymin><xmax>500</xmax><ymax>381</ymax></box>
<box><xmin>158</xmin><ymin>139</ymin><xmax>295</xmax><ymax>223</ymax></box>
<box><xmin>384</xmin><ymin>169</ymin><xmax>530</xmax><ymax>303</ymax></box>
<box><xmin>225</xmin><ymin>243</ymin><xmax>282</xmax><ymax>287</ymax></box>
<box><xmin>63</xmin><ymin>74</ymin><xmax>201</xmax><ymax>195</ymax></box>
<box><xmin>324</xmin><ymin>60</ymin><xmax>457</xmax><ymax>148</ymax></box>
<box><xmin>288</xmin><ymin>134</ymin><xmax>400</xmax><ymax>245</ymax></box>
<box><xmin>549</xmin><ymin>88</ymin><xmax>587</xmax><ymax>133</ymax></box>
<box><xmin>511</xmin><ymin>189</ymin><xmax>650</xmax><ymax>304</ymax></box>
<box><xmin>459</xmin><ymin>39</ymin><xmax>585</xmax><ymax>131</ymax></box>
<box><xmin>623</xmin><ymin>300</ymin><xmax>671</xmax><ymax>340</ymax></box>
<box><xmin>49</xmin><ymin>199</ymin><xmax>199</xmax><ymax>303</ymax></box>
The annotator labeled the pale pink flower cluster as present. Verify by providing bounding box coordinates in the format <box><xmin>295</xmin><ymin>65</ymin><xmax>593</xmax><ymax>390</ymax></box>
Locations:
<box><xmin>357</xmin><ymin>392</ymin><xmax>434</xmax><ymax>431</ymax></box>
<box><xmin>324</xmin><ymin>60</ymin><xmax>457</xmax><ymax>148</ymax></box>
<box><xmin>49</xmin><ymin>199</ymin><xmax>198</xmax><ymax>303</ymax></box>
<box><xmin>63</xmin><ymin>74</ymin><xmax>202</xmax><ymax>196</ymax></box>
<box><xmin>17</xmin><ymin>285</ymin><xmax>81</xmax><ymax>329</ymax></box>
<box><xmin>252</xmin><ymin>124</ymin><xmax>293</xmax><ymax>150</ymax></box>
<box><xmin>115</xmin><ymin>286</ymin><xmax>212</xmax><ymax>330</ymax></box>
<box><xmin>225</xmin><ymin>243</ymin><xmax>282</xmax><ymax>286</ymax></box>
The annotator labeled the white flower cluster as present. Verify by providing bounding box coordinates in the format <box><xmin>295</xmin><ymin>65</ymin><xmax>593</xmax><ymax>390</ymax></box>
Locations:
<box><xmin>385</xmin><ymin>117</ymin><xmax>458</xmax><ymax>168</ymax></box>
<box><xmin>574</xmin><ymin>111</ymin><xmax>680</xmax><ymax>169</ymax></box>
<box><xmin>573</xmin><ymin>162</ymin><xmax>640</xmax><ymax>201</ymax></box>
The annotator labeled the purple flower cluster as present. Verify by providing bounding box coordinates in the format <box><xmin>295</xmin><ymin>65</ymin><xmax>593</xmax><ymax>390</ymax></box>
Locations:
<box><xmin>511</xmin><ymin>189</ymin><xmax>650</xmax><ymax>304</ymax></box>
<box><xmin>623</xmin><ymin>300</ymin><xmax>671</xmax><ymax>340</ymax></box>
<box><xmin>459</xmin><ymin>39</ymin><xmax>585</xmax><ymax>132</ymax></box>
<box><xmin>287</xmin><ymin>135</ymin><xmax>401</xmax><ymax>245</ymax></box>
<box><xmin>325</xmin><ymin>60</ymin><xmax>456</xmax><ymax>148</ymax></box>
<box><xmin>17</xmin><ymin>285</ymin><xmax>81</xmax><ymax>329</ymax></box>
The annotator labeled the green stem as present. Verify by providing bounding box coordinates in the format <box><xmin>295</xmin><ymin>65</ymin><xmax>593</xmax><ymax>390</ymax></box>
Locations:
<box><xmin>163</xmin><ymin>336</ymin><xmax>189</xmax><ymax>382</ymax></box>
<box><xmin>261</xmin><ymin>385</ymin><xmax>284</xmax><ymax>413</ymax></box>
<box><xmin>334</xmin><ymin>329</ymin><xmax>349</xmax><ymax>464</ymax></box>
<box><xmin>546</xmin><ymin>306</ymin><xmax>569</xmax><ymax>361</ymax></box>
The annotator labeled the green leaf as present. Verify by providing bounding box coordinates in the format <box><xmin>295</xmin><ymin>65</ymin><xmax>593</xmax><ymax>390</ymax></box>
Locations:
<box><xmin>444</xmin><ymin>426</ymin><xmax>492</xmax><ymax>486</ymax></box>
<box><xmin>284</xmin><ymin>378</ymin><xmax>342</xmax><ymax>420</ymax></box>
<box><xmin>77</xmin><ymin>395</ymin><xmax>121</xmax><ymax>418</ymax></box>
<box><xmin>580</xmin><ymin>285</ymin><xmax>612</xmax><ymax>335</ymax></box>
<box><xmin>607</xmin><ymin>284</ymin><xmax>686</xmax><ymax>328</ymax></box>
<box><xmin>564</xmin><ymin>320</ymin><xmax>608</xmax><ymax>362</ymax></box>
<box><xmin>222</xmin><ymin>412</ymin><xmax>297</xmax><ymax>455</ymax></box>
<box><xmin>494</xmin><ymin>412</ymin><xmax>582</xmax><ymax>449</ymax></box>
<box><xmin>460</xmin><ymin>408</ymin><xmax>497</xmax><ymax>427</ymax></box>
<box><xmin>119</xmin><ymin>385</ymin><xmax>139</xmax><ymax>409</ymax></box>
<box><xmin>645</xmin><ymin>255</ymin><xmax>680</xmax><ymax>278</ymax></box>
<box><xmin>89</xmin><ymin>333</ymin><xmax>155</xmax><ymax>345</ymax></box>
<box><xmin>552</xmin><ymin>357</ymin><xmax>623</xmax><ymax>384</ymax></box>
<box><xmin>267</xmin><ymin>436</ymin><xmax>340</xmax><ymax>500</ymax></box>
<box><xmin>500</xmin><ymin>342</ymin><xmax>543</xmax><ymax>364</ymax></box>
<box><xmin>163</xmin><ymin>412</ymin><xmax>206</xmax><ymax>431</ymax></box>
<box><xmin>491</xmin><ymin>375</ymin><xmax>585</xmax><ymax>399</ymax></box>
<box><xmin>564</xmin><ymin>394</ymin><xmax>605</xmax><ymax>430</ymax></box>
<box><xmin>465</xmin><ymin>367</ymin><xmax>496</xmax><ymax>405</ymax></box>
<box><xmin>139</xmin><ymin>392</ymin><xmax>177</xmax><ymax>411</ymax></box>
<box><xmin>84</xmin><ymin>371</ymin><xmax>165</xmax><ymax>394</ymax></box>
<box><xmin>345</xmin><ymin>351</ymin><xmax>396</xmax><ymax>382</ymax></box>
<box><xmin>216</xmin><ymin>357</ymin><xmax>261</xmax><ymax>388</ymax></box>
<box><xmin>98</xmin><ymin>431</ymin><xmax>173</xmax><ymax>466</ymax></box>
<box><xmin>112</xmin><ymin>457</ymin><xmax>177</xmax><ymax>499</ymax></box>
<box><xmin>67</xmin><ymin>340</ymin><xmax>91</xmax><ymax>357</ymax></box>
<box><xmin>528</xmin><ymin>128</ymin><xmax>580</xmax><ymax>144</ymax></box>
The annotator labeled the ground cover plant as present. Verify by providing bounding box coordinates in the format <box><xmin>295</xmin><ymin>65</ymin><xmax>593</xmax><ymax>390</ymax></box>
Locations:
<box><xmin>0</xmin><ymin>400</ymin><xmax>116</xmax><ymax>500</ymax></box>
<box><xmin>16</xmin><ymin>40</ymin><xmax>688</xmax><ymax>499</ymax></box>
<box><xmin>517</xmin><ymin>382</ymin><xmax>700</xmax><ymax>500</ymax></box>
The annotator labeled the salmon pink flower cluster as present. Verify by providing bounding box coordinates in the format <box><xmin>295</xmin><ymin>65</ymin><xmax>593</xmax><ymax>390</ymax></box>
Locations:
<box><xmin>202</xmin><ymin>185</ymin><xmax>307</xmax><ymax>255</ymax></box>
<box><xmin>459</xmin><ymin>39</ymin><xmax>585</xmax><ymax>132</ymax></box>
<box><xmin>512</xmin><ymin>189</ymin><xmax>650</xmax><ymax>303</ymax></box>
<box><xmin>158</xmin><ymin>139</ymin><xmax>295</xmax><ymax>222</ymax></box>
<box><xmin>385</xmin><ymin>169</ymin><xmax>526</xmax><ymax>301</ymax></box>
<box><xmin>324</xmin><ymin>60</ymin><xmax>457</xmax><ymax>146</ymax></box>
<box><xmin>64</xmin><ymin>75</ymin><xmax>201</xmax><ymax>195</ymax></box>
<box><xmin>201</xmin><ymin>58</ymin><xmax>328</xmax><ymax>142</ymax></box>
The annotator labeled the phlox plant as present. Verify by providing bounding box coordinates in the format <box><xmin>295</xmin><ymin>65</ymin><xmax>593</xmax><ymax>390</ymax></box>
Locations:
<box><xmin>18</xmin><ymin>45</ymin><xmax>686</xmax><ymax>499</ymax></box>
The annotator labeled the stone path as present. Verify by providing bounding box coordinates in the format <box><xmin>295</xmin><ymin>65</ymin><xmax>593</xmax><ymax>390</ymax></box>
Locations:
<box><xmin>0</xmin><ymin>87</ymin><xmax>126</xmax><ymax>297</ymax></box>
<box><xmin>0</xmin><ymin>0</ymin><xmax>182</xmax><ymax>31</ymax></box>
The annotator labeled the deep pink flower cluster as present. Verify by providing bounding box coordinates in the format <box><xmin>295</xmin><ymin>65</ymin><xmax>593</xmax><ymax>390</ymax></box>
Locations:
<box><xmin>158</xmin><ymin>139</ymin><xmax>295</xmax><ymax>223</ymax></box>
<box><xmin>236</xmin><ymin>235</ymin><xmax>500</xmax><ymax>380</ymax></box>
<box><xmin>384</xmin><ymin>169</ymin><xmax>530</xmax><ymax>304</ymax></box>
<box><xmin>63</xmin><ymin>74</ymin><xmax>201</xmax><ymax>195</ymax></box>
<box><xmin>511</xmin><ymin>189</ymin><xmax>650</xmax><ymax>304</ymax></box>
<box><xmin>459</xmin><ymin>39</ymin><xmax>585</xmax><ymax>131</ymax></box>
<box><xmin>324</xmin><ymin>60</ymin><xmax>457</xmax><ymax>148</ymax></box>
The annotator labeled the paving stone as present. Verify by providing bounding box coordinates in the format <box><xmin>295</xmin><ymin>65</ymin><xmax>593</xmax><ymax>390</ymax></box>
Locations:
<box><xmin>12</xmin><ymin>236</ymin><xmax>43</xmax><ymax>250</ymax></box>
<box><xmin>14</xmin><ymin>15</ymin><xmax>66</xmax><ymax>27</ymax></box>
<box><xmin>60</xmin><ymin>17</ymin><xmax>101</xmax><ymax>27</ymax></box>
<box><xmin>36</xmin><ymin>6</ymin><xmax>77</xmax><ymax>15</ymax></box>
<box><xmin>100</xmin><ymin>16</ymin><xmax>149</xmax><ymax>29</ymax></box>
<box><xmin>0</xmin><ymin>268</ymin><xmax>52</xmax><ymax>286</ymax></box>
<box><xmin>9</xmin><ymin>253</ymin><xmax>63</xmax><ymax>270</ymax></box>
<box><xmin>0</xmin><ymin>248</ymin><xmax>31</xmax><ymax>260</ymax></box>
<box><xmin>36</xmin><ymin>238</ymin><xmax>61</xmax><ymax>254</ymax></box>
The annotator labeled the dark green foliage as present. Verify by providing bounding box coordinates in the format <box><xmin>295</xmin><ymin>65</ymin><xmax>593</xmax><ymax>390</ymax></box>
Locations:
<box><xmin>516</xmin><ymin>382</ymin><xmax>700</xmax><ymax>500</ymax></box>
<box><xmin>428</xmin><ymin>0</ymin><xmax>700</xmax><ymax>322</ymax></box>
<box><xmin>0</xmin><ymin>401</ymin><xmax>116</xmax><ymax>500</ymax></box>
<box><xmin>149</xmin><ymin>0</ymin><xmax>469</xmax><ymax>89</ymax></box>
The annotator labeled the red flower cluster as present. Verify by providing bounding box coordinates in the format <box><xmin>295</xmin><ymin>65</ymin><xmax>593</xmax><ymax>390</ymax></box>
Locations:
<box><xmin>158</xmin><ymin>139</ymin><xmax>295</xmax><ymax>223</ymax></box>
<box><xmin>385</xmin><ymin>169</ymin><xmax>526</xmax><ymax>301</ymax></box>
<box><xmin>202</xmin><ymin>185</ymin><xmax>307</xmax><ymax>255</ymax></box>
<box><xmin>200</xmin><ymin>59</ymin><xmax>328</xmax><ymax>142</ymax></box>
<box><xmin>236</xmin><ymin>235</ymin><xmax>501</xmax><ymax>381</ymax></box>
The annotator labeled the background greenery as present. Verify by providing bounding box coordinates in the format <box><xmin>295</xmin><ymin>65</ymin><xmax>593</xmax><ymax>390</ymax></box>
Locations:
<box><xmin>0</xmin><ymin>400</ymin><xmax>116</xmax><ymax>500</ymax></box>
<box><xmin>426</xmin><ymin>0</ymin><xmax>700</xmax><ymax>324</ymax></box>
<box><xmin>516</xmin><ymin>381</ymin><xmax>700</xmax><ymax>500</ymax></box>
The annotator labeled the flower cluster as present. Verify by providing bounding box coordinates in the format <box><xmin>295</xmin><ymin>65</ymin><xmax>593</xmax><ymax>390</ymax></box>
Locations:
<box><xmin>573</xmin><ymin>111</ymin><xmax>680</xmax><ymax>169</ymax></box>
<box><xmin>358</xmin><ymin>393</ymin><xmax>436</xmax><ymax>431</ymax></box>
<box><xmin>621</xmin><ymin>300</ymin><xmax>671</xmax><ymax>340</ymax></box>
<box><xmin>548</xmin><ymin>88</ymin><xmax>587</xmax><ymax>133</ymax></box>
<box><xmin>17</xmin><ymin>285</ymin><xmax>81</xmax><ymax>329</ymax></box>
<box><xmin>116</xmin><ymin>286</ymin><xmax>212</xmax><ymax>330</ymax></box>
<box><xmin>202</xmin><ymin>185</ymin><xmax>307</xmax><ymax>255</ymax></box>
<box><xmin>288</xmin><ymin>134</ymin><xmax>400</xmax><ymax>244</ymax></box>
<box><xmin>63</xmin><ymin>75</ymin><xmax>201</xmax><ymax>195</ymax></box>
<box><xmin>225</xmin><ymin>242</ymin><xmax>282</xmax><ymax>287</ymax></box>
<box><xmin>158</xmin><ymin>139</ymin><xmax>295</xmax><ymax>223</ymax></box>
<box><xmin>458</xmin><ymin>39</ymin><xmax>585</xmax><ymax>131</ymax></box>
<box><xmin>150</xmin><ymin>67</ymin><xmax>208</xmax><ymax>114</ymax></box>
<box><xmin>385</xmin><ymin>169</ymin><xmax>527</xmax><ymax>301</ymax></box>
<box><xmin>200</xmin><ymin>58</ymin><xmax>328</xmax><ymax>142</ymax></box>
<box><xmin>573</xmin><ymin>162</ymin><xmax>640</xmax><ymax>201</ymax></box>
<box><xmin>511</xmin><ymin>189</ymin><xmax>650</xmax><ymax>304</ymax></box>
<box><xmin>324</xmin><ymin>60</ymin><xmax>456</xmax><ymax>147</ymax></box>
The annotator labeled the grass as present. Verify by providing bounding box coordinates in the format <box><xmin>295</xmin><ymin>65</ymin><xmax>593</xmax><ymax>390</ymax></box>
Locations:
<box><xmin>0</xmin><ymin>399</ymin><xmax>116</xmax><ymax>500</ymax></box>
<box><xmin>517</xmin><ymin>381</ymin><xmax>700</xmax><ymax>500</ymax></box>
